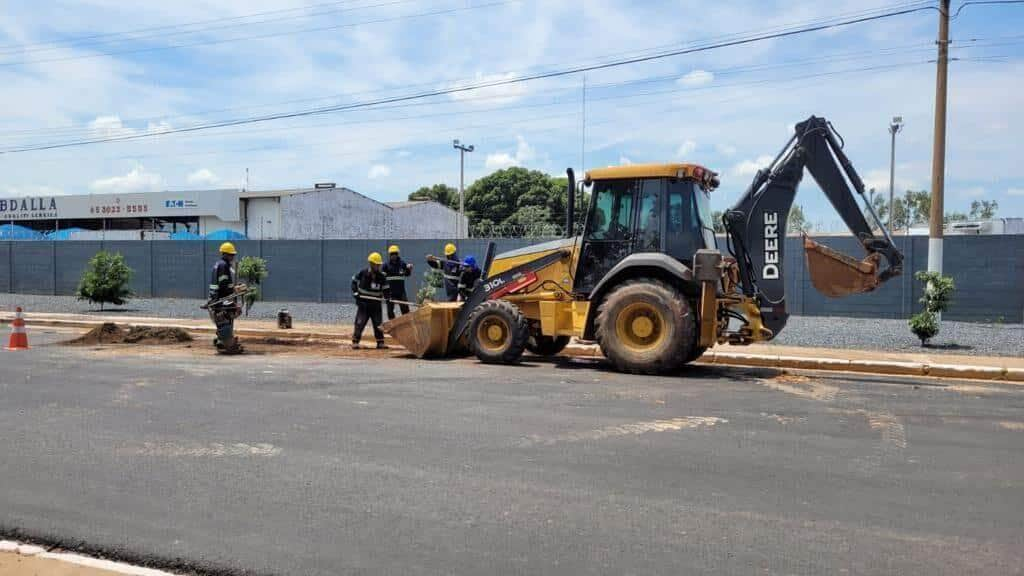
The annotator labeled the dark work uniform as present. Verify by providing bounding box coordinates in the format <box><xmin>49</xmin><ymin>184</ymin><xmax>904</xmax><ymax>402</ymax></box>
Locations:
<box><xmin>382</xmin><ymin>256</ymin><xmax>413</xmax><ymax>319</ymax></box>
<box><xmin>458</xmin><ymin>266</ymin><xmax>482</xmax><ymax>301</ymax></box>
<box><xmin>209</xmin><ymin>257</ymin><xmax>240</xmax><ymax>351</ymax></box>
<box><xmin>351</xmin><ymin>267</ymin><xmax>390</xmax><ymax>346</ymax></box>
<box><xmin>428</xmin><ymin>255</ymin><xmax>463</xmax><ymax>302</ymax></box>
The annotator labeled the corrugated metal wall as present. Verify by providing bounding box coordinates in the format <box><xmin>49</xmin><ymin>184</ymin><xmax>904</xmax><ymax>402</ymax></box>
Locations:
<box><xmin>0</xmin><ymin>237</ymin><xmax>1020</xmax><ymax>322</ymax></box>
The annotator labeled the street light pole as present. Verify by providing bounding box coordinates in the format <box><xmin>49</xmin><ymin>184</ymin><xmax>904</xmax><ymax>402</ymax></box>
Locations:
<box><xmin>453</xmin><ymin>139</ymin><xmax>474</xmax><ymax>238</ymax></box>
<box><xmin>888</xmin><ymin>116</ymin><xmax>903</xmax><ymax>231</ymax></box>
<box><xmin>928</xmin><ymin>0</ymin><xmax>951</xmax><ymax>276</ymax></box>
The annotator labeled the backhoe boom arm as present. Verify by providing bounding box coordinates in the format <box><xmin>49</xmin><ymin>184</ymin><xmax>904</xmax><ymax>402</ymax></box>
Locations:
<box><xmin>723</xmin><ymin>116</ymin><xmax>904</xmax><ymax>338</ymax></box>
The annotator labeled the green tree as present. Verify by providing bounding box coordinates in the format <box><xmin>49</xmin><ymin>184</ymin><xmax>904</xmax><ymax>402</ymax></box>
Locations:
<box><xmin>237</xmin><ymin>256</ymin><xmax>269</xmax><ymax>316</ymax></box>
<box><xmin>788</xmin><ymin>204</ymin><xmax>811</xmax><ymax>233</ymax></box>
<box><xmin>464</xmin><ymin>167</ymin><xmax>568</xmax><ymax>235</ymax></box>
<box><xmin>408</xmin><ymin>184</ymin><xmax>458</xmax><ymax>209</ymax></box>
<box><xmin>417</xmin><ymin>267</ymin><xmax>444</xmax><ymax>304</ymax></box>
<box><xmin>944</xmin><ymin>211</ymin><xmax>968</xmax><ymax>225</ymax></box>
<box><xmin>969</xmin><ymin>199</ymin><xmax>998</xmax><ymax>220</ymax></box>
<box><xmin>77</xmin><ymin>251</ymin><xmax>133</xmax><ymax>311</ymax></box>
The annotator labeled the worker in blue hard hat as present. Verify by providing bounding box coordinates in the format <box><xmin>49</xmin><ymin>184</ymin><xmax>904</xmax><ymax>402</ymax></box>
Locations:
<box><xmin>457</xmin><ymin>255</ymin><xmax>482</xmax><ymax>301</ymax></box>
<box><xmin>427</xmin><ymin>242</ymin><xmax>462</xmax><ymax>302</ymax></box>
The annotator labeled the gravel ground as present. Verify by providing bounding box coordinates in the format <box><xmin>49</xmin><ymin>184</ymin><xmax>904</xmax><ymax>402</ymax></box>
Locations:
<box><xmin>1</xmin><ymin>293</ymin><xmax>1020</xmax><ymax>357</ymax></box>
<box><xmin>0</xmin><ymin>293</ymin><xmax>358</xmax><ymax>324</ymax></box>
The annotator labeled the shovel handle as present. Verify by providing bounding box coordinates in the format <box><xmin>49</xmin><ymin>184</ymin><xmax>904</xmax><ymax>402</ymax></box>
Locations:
<box><xmin>357</xmin><ymin>295</ymin><xmax>418</xmax><ymax>307</ymax></box>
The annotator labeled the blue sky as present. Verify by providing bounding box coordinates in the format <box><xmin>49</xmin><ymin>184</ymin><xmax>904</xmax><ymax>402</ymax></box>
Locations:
<box><xmin>0</xmin><ymin>0</ymin><xmax>1022</xmax><ymax>228</ymax></box>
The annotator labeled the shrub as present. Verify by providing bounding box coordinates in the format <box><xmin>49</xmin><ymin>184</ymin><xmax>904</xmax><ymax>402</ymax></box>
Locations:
<box><xmin>417</xmin><ymin>267</ymin><xmax>444</xmax><ymax>304</ymax></box>
<box><xmin>908</xmin><ymin>270</ymin><xmax>954</xmax><ymax>346</ymax></box>
<box><xmin>77</xmin><ymin>251</ymin><xmax>133</xmax><ymax>311</ymax></box>
<box><xmin>237</xmin><ymin>256</ymin><xmax>269</xmax><ymax>316</ymax></box>
<box><xmin>909</xmin><ymin>311</ymin><xmax>939</xmax><ymax>345</ymax></box>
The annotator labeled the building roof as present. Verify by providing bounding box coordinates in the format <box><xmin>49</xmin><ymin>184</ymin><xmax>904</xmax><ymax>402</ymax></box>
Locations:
<box><xmin>385</xmin><ymin>201</ymin><xmax>429</xmax><ymax>209</ymax></box>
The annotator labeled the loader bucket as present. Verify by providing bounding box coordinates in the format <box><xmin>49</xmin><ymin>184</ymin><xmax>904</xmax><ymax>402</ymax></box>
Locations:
<box><xmin>382</xmin><ymin>302</ymin><xmax>462</xmax><ymax>358</ymax></box>
<box><xmin>803</xmin><ymin>236</ymin><xmax>882</xmax><ymax>297</ymax></box>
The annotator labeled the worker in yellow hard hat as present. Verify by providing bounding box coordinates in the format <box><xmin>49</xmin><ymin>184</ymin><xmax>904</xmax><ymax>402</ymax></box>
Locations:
<box><xmin>427</xmin><ymin>242</ymin><xmax>463</xmax><ymax>302</ymax></box>
<box><xmin>208</xmin><ymin>242</ymin><xmax>247</xmax><ymax>354</ymax></box>
<box><xmin>351</xmin><ymin>252</ymin><xmax>390</xmax><ymax>349</ymax></box>
<box><xmin>382</xmin><ymin>244</ymin><xmax>413</xmax><ymax>320</ymax></box>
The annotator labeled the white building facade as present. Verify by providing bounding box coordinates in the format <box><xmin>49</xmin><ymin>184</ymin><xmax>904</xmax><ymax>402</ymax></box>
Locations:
<box><xmin>0</xmin><ymin>186</ymin><xmax>468</xmax><ymax>240</ymax></box>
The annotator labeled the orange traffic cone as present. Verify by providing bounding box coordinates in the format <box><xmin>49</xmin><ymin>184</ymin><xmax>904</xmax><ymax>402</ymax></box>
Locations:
<box><xmin>5</xmin><ymin>307</ymin><xmax>29</xmax><ymax>350</ymax></box>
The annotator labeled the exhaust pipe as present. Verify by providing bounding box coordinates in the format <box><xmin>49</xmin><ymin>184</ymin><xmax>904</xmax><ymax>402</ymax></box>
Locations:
<box><xmin>565</xmin><ymin>168</ymin><xmax>575</xmax><ymax>238</ymax></box>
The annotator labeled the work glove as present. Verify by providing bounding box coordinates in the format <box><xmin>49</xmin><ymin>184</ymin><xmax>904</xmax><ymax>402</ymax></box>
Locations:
<box><xmin>234</xmin><ymin>283</ymin><xmax>248</xmax><ymax>293</ymax></box>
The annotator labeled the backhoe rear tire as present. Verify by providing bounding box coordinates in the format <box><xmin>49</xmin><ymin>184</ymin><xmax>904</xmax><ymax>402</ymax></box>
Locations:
<box><xmin>595</xmin><ymin>279</ymin><xmax>697</xmax><ymax>374</ymax></box>
<box><xmin>468</xmin><ymin>300</ymin><xmax>529</xmax><ymax>364</ymax></box>
<box><xmin>526</xmin><ymin>334</ymin><xmax>571</xmax><ymax>357</ymax></box>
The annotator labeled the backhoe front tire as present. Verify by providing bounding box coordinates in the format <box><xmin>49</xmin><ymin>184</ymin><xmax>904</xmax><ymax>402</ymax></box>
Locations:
<box><xmin>526</xmin><ymin>334</ymin><xmax>571</xmax><ymax>357</ymax></box>
<box><xmin>595</xmin><ymin>279</ymin><xmax>697</xmax><ymax>374</ymax></box>
<box><xmin>468</xmin><ymin>300</ymin><xmax>529</xmax><ymax>364</ymax></box>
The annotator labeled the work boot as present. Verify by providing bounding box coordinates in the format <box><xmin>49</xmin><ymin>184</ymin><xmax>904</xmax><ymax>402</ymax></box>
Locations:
<box><xmin>351</xmin><ymin>341</ymin><xmax>361</xmax><ymax>350</ymax></box>
<box><xmin>376</xmin><ymin>341</ymin><xmax>388</xmax><ymax>350</ymax></box>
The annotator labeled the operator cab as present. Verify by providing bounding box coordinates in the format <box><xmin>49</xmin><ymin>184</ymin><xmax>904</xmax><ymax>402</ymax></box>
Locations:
<box><xmin>575</xmin><ymin>163</ymin><xmax>719</xmax><ymax>293</ymax></box>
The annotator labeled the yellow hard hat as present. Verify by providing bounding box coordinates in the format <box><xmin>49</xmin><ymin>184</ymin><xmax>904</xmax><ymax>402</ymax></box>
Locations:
<box><xmin>368</xmin><ymin>252</ymin><xmax>383</xmax><ymax>265</ymax></box>
<box><xmin>219</xmin><ymin>242</ymin><xmax>237</xmax><ymax>255</ymax></box>
<box><xmin>388</xmin><ymin>244</ymin><xmax>400</xmax><ymax>254</ymax></box>
<box><xmin>444</xmin><ymin>243</ymin><xmax>457</xmax><ymax>256</ymax></box>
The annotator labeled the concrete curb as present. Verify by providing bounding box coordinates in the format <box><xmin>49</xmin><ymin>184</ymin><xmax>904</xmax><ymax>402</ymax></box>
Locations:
<box><xmin>0</xmin><ymin>539</ymin><xmax>180</xmax><ymax>575</ymax></box>
<box><xmin>4</xmin><ymin>314</ymin><xmax>1020</xmax><ymax>384</ymax></box>
<box><xmin>567</xmin><ymin>346</ymin><xmax>1023</xmax><ymax>384</ymax></box>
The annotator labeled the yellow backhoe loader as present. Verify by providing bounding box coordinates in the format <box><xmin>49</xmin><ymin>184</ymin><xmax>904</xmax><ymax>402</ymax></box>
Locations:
<box><xmin>385</xmin><ymin>116</ymin><xmax>904</xmax><ymax>374</ymax></box>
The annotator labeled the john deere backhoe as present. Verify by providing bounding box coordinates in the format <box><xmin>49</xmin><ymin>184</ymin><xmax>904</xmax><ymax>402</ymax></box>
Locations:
<box><xmin>385</xmin><ymin>116</ymin><xmax>904</xmax><ymax>374</ymax></box>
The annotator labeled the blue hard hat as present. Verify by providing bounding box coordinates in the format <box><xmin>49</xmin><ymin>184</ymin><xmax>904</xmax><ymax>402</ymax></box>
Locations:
<box><xmin>464</xmin><ymin>256</ymin><xmax>477</xmax><ymax>268</ymax></box>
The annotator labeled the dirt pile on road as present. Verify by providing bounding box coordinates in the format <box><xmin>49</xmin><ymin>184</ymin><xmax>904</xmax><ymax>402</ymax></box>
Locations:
<box><xmin>67</xmin><ymin>323</ymin><xmax>193</xmax><ymax>345</ymax></box>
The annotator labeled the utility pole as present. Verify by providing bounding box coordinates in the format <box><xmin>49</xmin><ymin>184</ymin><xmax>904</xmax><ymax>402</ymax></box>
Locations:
<box><xmin>888</xmin><ymin>116</ymin><xmax>903</xmax><ymax>231</ymax></box>
<box><xmin>928</xmin><ymin>0</ymin><xmax>950</xmax><ymax>275</ymax></box>
<box><xmin>453</xmin><ymin>139</ymin><xmax>474</xmax><ymax>238</ymax></box>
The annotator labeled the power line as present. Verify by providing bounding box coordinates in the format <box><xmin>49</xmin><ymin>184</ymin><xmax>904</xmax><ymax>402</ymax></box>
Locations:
<box><xmin>0</xmin><ymin>0</ymin><xmax>410</xmax><ymax>56</ymax></box>
<box><xmin>0</xmin><ymin>3</ymin><xmax>939</xmax><ymax>155</ymax></box>
<box><xmin>0</xmin><ymin>0</ymin><xmax>518</xmax><ymax>68</ymax></box>
<box><xmin>0</xmin><ymin>0</ymin><xmax>941</xmax><ymax>141</ymax></box>
<box><xmin>0</xmin><ymin>39</ymin><xmax>951</xmax><ymax>145</ymax></box>
<box><xmin>953</xmin><ymin>0</ymin><xmax>1024</xmax><ymax>18</ymax></box>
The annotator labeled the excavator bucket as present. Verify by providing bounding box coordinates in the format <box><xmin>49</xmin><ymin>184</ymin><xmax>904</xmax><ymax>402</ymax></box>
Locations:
<box><xmin>382</xmin><ymin>302</ymin><xmax>462</xmax><ymax>358</ymax></box>
<box><xmin>803</xmin><ymin>236</ymin><xmax>882</xmax><ymax>297</ymax></box>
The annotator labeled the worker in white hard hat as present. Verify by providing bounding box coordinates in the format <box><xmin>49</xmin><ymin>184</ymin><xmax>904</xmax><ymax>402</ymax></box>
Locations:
<box><xmin>208</xmin><ymin>242</ymin><xmax>247</xmax><ymax>354</ymax></box>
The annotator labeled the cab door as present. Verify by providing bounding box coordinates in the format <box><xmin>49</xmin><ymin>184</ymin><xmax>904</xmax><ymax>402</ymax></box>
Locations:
<box><xmin>576</xmin><ymin>179</ymin><xmax>638</xmax><ymax>293</ymax></box>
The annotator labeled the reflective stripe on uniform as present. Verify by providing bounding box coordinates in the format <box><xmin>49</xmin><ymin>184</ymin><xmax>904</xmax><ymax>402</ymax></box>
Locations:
<box><xmin>358</xmin><ymin>288</ymin><xmax>383</xmax><ymax>296</ymax></box>
<box><xmin>218</xmin><ymin>275</ymin><xmax>230</xmax><ymax>282</ymax></box>
<box><xmin>386</xmin><ymin>276</ymin><xmax>406</xmax><ymax>281</ymax></box>
<box><xmin>443</xmin><ymin>274</ymin><xmax>460</xmax><ymax>281</ymax></box>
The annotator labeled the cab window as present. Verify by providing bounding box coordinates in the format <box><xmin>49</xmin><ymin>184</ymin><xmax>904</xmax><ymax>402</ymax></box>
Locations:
<box><xmin>586</xmin><ymin>180</ymin><xmax>635</xmax><ymax>241</ymax></box>
<box><xmin>635</xmin><ymin>179</ymin><xmax>662</xmax><ymax>251</ymax></box>
<box><xmin>665</xmin><ymin>179</ymin><xmax>702</xmax><ymax>263</ymax></box>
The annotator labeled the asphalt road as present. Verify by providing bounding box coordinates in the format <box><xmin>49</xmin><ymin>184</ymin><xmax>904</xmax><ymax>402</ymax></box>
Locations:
<box><xmin>1</xmin><ymin>331</ymin><xmax>1023</xmax><ymax>576</ymax></box>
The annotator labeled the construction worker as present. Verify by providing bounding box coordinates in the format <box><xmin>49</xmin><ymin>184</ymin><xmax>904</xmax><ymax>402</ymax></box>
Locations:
<box><xmin>427</xmin><ymin>242</ymin><xmax>462</xmax><ymax>302</ymax></box>
<box><xmin>351</xmin><ymin>252</ymin><xmax>390</xmax><ymax>349</ymax></box>
<box><xmin>209</xmin><ymin>242</ymin><xmax>246</xmax><ymax>354</ymax></box>
<box><xmin>382</xmin><ymin>245</ymin><xmax>413</xmax><ymax>320</ymax></box>
<box><xmin>458</xmin><ymin>255</ymin><xmax>482</xmax><ymax>301</ymax></box>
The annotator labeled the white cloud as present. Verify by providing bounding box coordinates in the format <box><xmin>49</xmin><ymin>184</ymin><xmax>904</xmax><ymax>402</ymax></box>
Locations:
<box><xmin>4</xmin><ymin>185</ymin><xmax>65</xmax><ymax>197</ymax></box>
<box><xmin>146</xmin><ymin>120</ymin><xmax>172</xmax><ymax>134</ymax></box>
<box><xmin>485</xmin><ymin>135</ymin><xmax>535</xmax><ymax>170</ymax></box>
<box><xmin>485</xmin><ymin>152</ymin><xmax>517</xmax><ymax>170</ymax></box>
<box><xmin>961</xmin><ymin>186</ymin><xmax>986</xmax><ymax>198</ymax></box>
<box><xmin>676</xmin><ymin>140</ymin><xmax>697</xmax><ymax>158</ymax></box>
<box><xmin>89</xmin><ymin>115</ymin><xmax>134</xmax><ymax>138</ymax></box>
<box><xmin>368</xmin><ymin>164</ymin><xmax>391</xmax><ymax>179</ymax></box>
<box><xmin>89</xmin><ymin>165</ymin><xmax>163</xmax><ymax>193</ymax></box>
<box><xmin>187</xmin><ymin>168</ymin><xmax>220</xmax><ymax>186</ymax></box>
<box><xmin>716</xmin><ymin>143</ymin><xmax>737</xmax><ymax>157</ymax></box>
<box><xmin>448</xmin><ymin>72</ymin><xmax>528</xmax><ymax>105</ymax></box>
<box><xmin>677</xmin><ymin>69</ymin><xmax>714</xmax><ymax>88</ymax></box>
<box><xmin>619</xmin><ymin>156</ymin><xmax>632</xmax><ymax>165</ymax></box>
<box><xmin>732</xmin><ymin>155</ymin><xmax>774</xmax><ymax>177</ymax></box>
<box><xmin>396</xmin><ymin>150</ymin><xmax>412</xmax><ymax>158</ymax></box>
<box><xmin>862</xmin><ymin>168</ymin><xmax>919</xmax><ymax>195</ymax></box>
<box><xmin>1007</xmin><ymin>188</ymin><xmax>1024</xmax><ymax>197</ymax></box>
